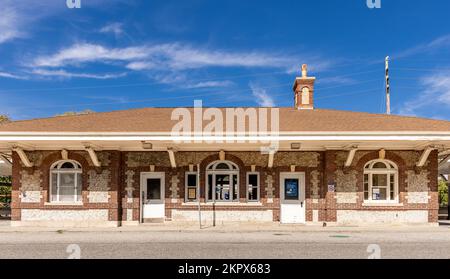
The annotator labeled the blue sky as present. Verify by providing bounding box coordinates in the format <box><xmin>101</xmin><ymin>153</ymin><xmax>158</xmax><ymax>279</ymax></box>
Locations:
<box><xmin>1</xmin><ymin>0</ymin><xmax>450</xmax><ymax>120</ymax></box>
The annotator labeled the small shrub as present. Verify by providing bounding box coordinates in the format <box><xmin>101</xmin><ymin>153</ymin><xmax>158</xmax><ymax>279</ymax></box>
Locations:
<box><xmin>438</xmin><ymin>180</ymin><xmax>448</xmax><ymax>207</ymax></box>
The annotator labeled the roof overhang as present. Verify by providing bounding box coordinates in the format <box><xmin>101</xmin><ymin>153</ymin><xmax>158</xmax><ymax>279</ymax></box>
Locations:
<box><xmin>1</xmin><ymin>131</ymin><xmax>450</xmax><ymax>153</ymax></box>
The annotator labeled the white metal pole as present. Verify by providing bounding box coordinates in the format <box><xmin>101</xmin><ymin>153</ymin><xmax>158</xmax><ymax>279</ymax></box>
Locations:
<box><xmin>197</xmin><ymin>164</ymin><xmax>202</xmax><ymax>229</ymax></box>
<box><xmin>385</xmin><ymin>56</ymin><xmax>391</xmax><ymax>115</ymax></box>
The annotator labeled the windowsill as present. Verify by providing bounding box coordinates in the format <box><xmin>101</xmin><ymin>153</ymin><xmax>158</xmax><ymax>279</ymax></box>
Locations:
<box><xmin>181</xmin><ymin>202</ymin><xmax>263</xmax><ymax>206</ymax></box>
<box><xmin>362</xmin><ymin>202</ymin><xmax>403</xmax><ymax>207</ymax></box>
<box><xmin>44</xmin><ymin>202</ymin><xmax>84</xmax><ymax>206</ymax></box>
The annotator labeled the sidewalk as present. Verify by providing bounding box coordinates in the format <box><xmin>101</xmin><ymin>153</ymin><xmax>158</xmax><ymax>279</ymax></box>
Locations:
<box><xmin>0</xmin><ymin>220</ymin><xmax>448</xmax><ymax>233</ymax></box>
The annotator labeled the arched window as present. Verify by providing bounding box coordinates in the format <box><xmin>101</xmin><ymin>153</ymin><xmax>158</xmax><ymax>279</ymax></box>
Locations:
<box><xmin>50</xmin><ymin>160</ymin><xmax>82</xmax><ymax>203</ymax></box>
<box><xmin>206</xmin><ymin>161</ymin><xmax>239</xmax><ymax>202</ymax></box>
<box><xmin>301</xmin><ymin>87</ymin><xmax>310</xmax><ymax>105</ymax></box>
<box><xmin>363</xmin><ymin>159</ymin><xmax>398</xmax><ymax>202</ymax></box>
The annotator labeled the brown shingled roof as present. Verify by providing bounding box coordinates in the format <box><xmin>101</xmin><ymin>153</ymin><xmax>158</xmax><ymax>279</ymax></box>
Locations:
<box><xmin>0</xmin><ymin>107</ymin><xmax>449</xmax><ymax>133</ymax></box>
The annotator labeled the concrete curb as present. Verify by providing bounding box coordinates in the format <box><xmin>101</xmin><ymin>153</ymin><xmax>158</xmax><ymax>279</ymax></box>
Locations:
<box><xmin>0</xmin><ymin>221</ymin><xmax>448</xmax><ymax>233</ymax></box>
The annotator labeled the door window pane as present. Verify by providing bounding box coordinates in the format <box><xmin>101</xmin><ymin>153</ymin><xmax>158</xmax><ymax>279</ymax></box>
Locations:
<box><xmin>249</xmin><ymin>174</ymin><xmax>258</xmax><ymax>187</ymax></box>
<box><xmin>186</xmin><ymin>174</ymin><xmax>197</xmax><ymax>202</ymax></box>
<box><xmin>249</xmin><ymin>187</ymin><xmax>258</xmax><ymax>201</ymax></box>
<box><xmin>147</xmin><ymin>178</ymin><xmax>161</xmax><ymax>200</ymax></box>
<box><xmin>215</xmin><ymin>174</ymin><xmax>230</xmax><ymax>201</ymax></box>
<box><xmin>247</xmin><ymin>174</ymin><xmax>259</xmax><ymax>201</ymax></box>
<box><xmin>232</xmin><ymin>174</ymin><xmax>238</xmax><ymax>201</ymax></box>
<box><xmin>187</xmin><ymin>174</ymin><xmax>197</xmax><ymax>187</ymax></box>
<box><xmin>284</xmin><ymin>178</ymin><xmax>299</xmax><ymax>200</ymax></box>
<box><xmin>208</xmin><ymin>174</ymin><xmax>213</xmax><ymax>200</ymax></box>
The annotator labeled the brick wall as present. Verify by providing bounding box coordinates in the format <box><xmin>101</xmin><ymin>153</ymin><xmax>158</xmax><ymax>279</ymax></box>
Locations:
<box><xmin>11</xmin><ymin>149</ymin><xmax>439</xmax><ymax>226</ymax></box>
<box><xmin>11</xmin><ymin>150</ymin><xmax>121</xmax><ymax>226</ymax></box>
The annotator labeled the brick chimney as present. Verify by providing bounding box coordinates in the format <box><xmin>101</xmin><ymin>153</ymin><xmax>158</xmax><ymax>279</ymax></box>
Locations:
<box><xmin>293</xmin><ymin>64</ymin><xmax>316</xmax><ymax>110</ymax></box>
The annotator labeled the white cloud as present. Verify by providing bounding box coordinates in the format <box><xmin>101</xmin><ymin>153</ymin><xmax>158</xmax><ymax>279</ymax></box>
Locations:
<box><xmin>30</xmin><ymin>42</ymin><xmax>324</xmax><ymax>72</ymax></box>
<box><xmin>399</xmin><ymin>72</ymin><xmax>450</xmax><ymax>117</ymax></box>
<box><xmin>249</xmin><ymin>83</ymin><xmax>275</xmax><ymax>107</ymax></box>
<box><xmin>0</xmin><ymin>3</ymin><xmax>25</xmax><ymax>44</ymax></box>
<box><xmin>422</xmin><ymin>73</ymin><xmax>450</xmax><ymax>104</ymax></box>
<box><xmin>126</xmin><ymin>61</ymin><xmax>158</xmax><ymax>70</ymax></box>
<box><xmin>32</xmin><ymin>69</ymin><xmax>127</xmax><ymax>79</ymax></box>
<box><xmin>185</xmin><ymin>80</ymin><xmax>234</xmax><ymax>89</ymax></box>
<box><xmin>99</xmin><ymin>23</ymin><xmax>124</xmax><ymax>36</ymax></box>
<box><xmin>147</xmin><ymin>73</ymin><xmax>234</xmax><ymax>89</ymax></box>
<box><xmin>0</xmin><ymin>0</ymin><xmax>128</xmax><ymax>45</ymax></box>
<box><xmin>394</xmin><ymin>34</ymin><xmax>450</xmax><ymax>59</ymax></box>
<box><xmin>31</xmin><ymin>43</ymin><xmax>150</xmax><ymax>67</ymax></box>
<box><xmin>0</xmin><ymin>71</ymin><xmax>27</xmax><ymax>80</ymax></box>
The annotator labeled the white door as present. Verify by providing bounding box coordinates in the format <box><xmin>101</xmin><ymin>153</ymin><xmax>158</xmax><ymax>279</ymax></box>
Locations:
<box><xmin>140</xmin><ymin>172</ymin><xmax>165</xmax><ymax>222</ymax></box>
<box><xmin>279</xmin><ymin>172</ymin><xmax>305</xmax><ymax>224</ymax></box>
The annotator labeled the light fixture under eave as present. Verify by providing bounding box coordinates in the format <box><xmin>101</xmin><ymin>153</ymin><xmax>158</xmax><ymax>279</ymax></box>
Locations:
<box><xmin>291</xmin><ymin>143</ymin><xmax>301</xmax><ymax>150</ymax></box>
<box><xmin>142</xmin><ymin>141</ymin><xmax>153</xmax><ymax>150</ymax></box>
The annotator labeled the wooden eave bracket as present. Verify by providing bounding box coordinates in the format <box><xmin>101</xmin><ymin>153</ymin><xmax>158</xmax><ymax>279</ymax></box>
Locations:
<box><xmin>417</xmin><ymin>146</ymin><xmax>436</xmax><ymax>167</ymax></box>
<box><xmin>85</xmin><ymin>146</ymin><xmax>101</xmax><ymax>167</ymax></box>
<box><xmin>167</xmin><ymin>148</ymin><xmax>177</xmax><ymax>169</ymax></box>
<box><xmin>12</xmin><ymin>146</ymin><xmax>33</xmax><ymax>167</ymax></box>
<box><xmin>344</xmin><ymin>146</ymin><xmax>359</xmax><ymax>167</ymax></box>
<box><xmin>268</xmin><ymin>150</ymin><xmax>275</xmax><ymax>168</ymax></box>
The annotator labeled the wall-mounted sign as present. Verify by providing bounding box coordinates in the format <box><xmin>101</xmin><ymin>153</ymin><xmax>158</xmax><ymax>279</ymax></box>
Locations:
<box><xmin>328</xmin><ymin>184</ymin><xmax>335</xmax><ymax>192</ymax></box>
<box><xmin>284</xmin><ymin>179</ymin><xmax>299</xmax><ymax>200</ymax></box>
<box><xmin>188</xmin><ymin>188</ymin><xmax>197</xmax><ymax>200</ymax></box>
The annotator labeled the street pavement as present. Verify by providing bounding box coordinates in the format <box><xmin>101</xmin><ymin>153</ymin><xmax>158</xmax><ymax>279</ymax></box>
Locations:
<box><xmin>0</xmin><ymin>223</ymin><xmax>449</xmax><ymax>259</ymax></box>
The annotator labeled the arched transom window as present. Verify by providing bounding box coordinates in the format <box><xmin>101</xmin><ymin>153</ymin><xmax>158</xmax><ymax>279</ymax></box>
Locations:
<box><xmin>206</xmin><ymin>161</ymin><xmax>239</xmax><ymax>202</ymax></box>
<box><xmin>50</xmin><ymin>160</ymin><xmax>82</xmax><ymax>202</ymax></box>
<box><xmin>363</xmin><ymin>159</ymin><xmax>398</xmax><ymax>202</ymax></box>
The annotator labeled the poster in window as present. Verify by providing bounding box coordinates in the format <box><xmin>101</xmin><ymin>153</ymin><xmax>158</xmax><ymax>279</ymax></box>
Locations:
<box><xmin>372</xmin><ymin>188</ymin><xmax>380</xmax><ymax>200</ymax></box>
<box><xmin>284</xmin><ymin>179</ymin><xmax>299</xmax><ymax>200</ymax></box>
<box><xmin>188</xmin><ymin>188</ymin><xmax>196</xmax><ymax>200</ymax></box>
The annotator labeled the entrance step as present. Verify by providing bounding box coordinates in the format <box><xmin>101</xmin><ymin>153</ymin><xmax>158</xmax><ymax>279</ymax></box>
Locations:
<box><xmin>143</xmin><ymin>218</ymin><xmax>165</xmax><ymax>223</ymax></box>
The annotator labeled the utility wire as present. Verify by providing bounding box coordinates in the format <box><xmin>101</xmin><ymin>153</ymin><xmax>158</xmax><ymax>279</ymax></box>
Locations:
<box><xmin>10</xmin><ymin>77</ymin><xmax>384</xmax><ymax>110</ymax></box>
<box><xmin>0</xmin><ymin>67</ymin><xmax>384</xmax><ymax>94</ymax></box>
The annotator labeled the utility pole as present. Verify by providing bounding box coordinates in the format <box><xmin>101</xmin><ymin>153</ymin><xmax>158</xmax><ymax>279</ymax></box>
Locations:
<box><xmin>385</xmin><ymin>56</ymin><xmax>391</xmax><ymax>115</ymax></box>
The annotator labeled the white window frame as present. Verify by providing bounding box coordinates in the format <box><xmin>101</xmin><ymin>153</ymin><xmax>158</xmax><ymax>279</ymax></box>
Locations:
<box><xmin>205</xmin><ymin>161</ymin><xmax>239</xmax><ymax>203</ymax></box>
<box><xmin>363</xmin><ymin>159</ymin><xmax>399</xmax><ymax>204</ymax></box>
<box><xmin>185</xmin><ymin>171</ymin><xmax>198</xmax><ymax>202</ymax></box>
<box><xmin>246</xmin><ymin>172</ymin><xmax>260</xmax><ymax>202</ymax></box>
<box><xmin>49</xmin><ymin>160</ymin><xmax>82</xmax><ymax>204</ymax></box>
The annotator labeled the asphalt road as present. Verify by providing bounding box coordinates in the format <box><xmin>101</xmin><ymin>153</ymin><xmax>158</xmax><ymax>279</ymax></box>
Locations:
<box><xmin>0</xmin><ymin>229</ymin><xmax>449</xmax><ymax>259</ymax></box>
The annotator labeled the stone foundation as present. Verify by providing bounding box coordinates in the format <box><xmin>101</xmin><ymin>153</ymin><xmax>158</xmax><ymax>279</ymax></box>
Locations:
<box><xmin>336</xmin><ymin>210</ymin><xmax>429</xmax><ymax>224</ymax></box>
<box><xmin>171</xmin><ymin>209</ymin><xmax>274</xmax><ymax>222</ymax></box>
<box><xmin>12</xmin><ymin>209</ymin><xmax>116</xmax><ymax>227</ymax></box>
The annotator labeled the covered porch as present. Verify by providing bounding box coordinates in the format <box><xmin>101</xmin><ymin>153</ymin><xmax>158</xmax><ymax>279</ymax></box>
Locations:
<box><xmin>1</xmin><ymin>133</ymin><xmax>449</xmax><ymax>227</ymax></box>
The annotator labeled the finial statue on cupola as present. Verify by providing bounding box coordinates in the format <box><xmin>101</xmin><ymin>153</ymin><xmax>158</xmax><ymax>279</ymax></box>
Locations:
<box><xmin>293</xmin><ymin>64</ymin><xmax>316</xmax><ymax>110</ymax></box>
<box><xmin>301</xmin><ymin>64</ymin><xmax>308</xmax><ymax>78</ymax></box>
